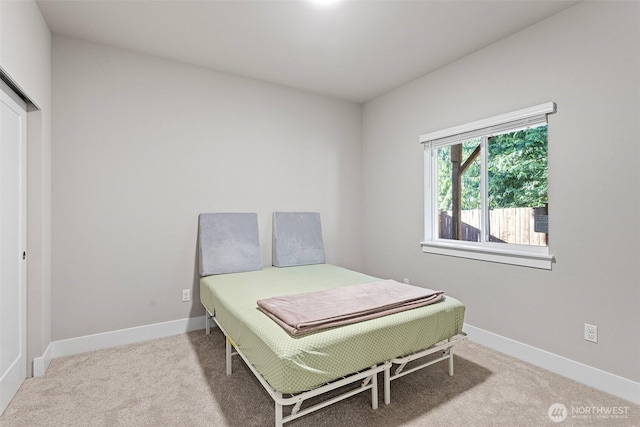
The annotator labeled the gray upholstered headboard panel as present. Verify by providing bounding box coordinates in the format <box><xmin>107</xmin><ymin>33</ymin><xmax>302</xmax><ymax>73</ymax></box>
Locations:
<box><xmin>198</xmin><ymin>213</ymin><xmax>263</xmax><ymax>276</ymax></box>
<box><xmin>272</xmin><ymin>212</ymin><xmax>326</xmax><ymax>267</ymax></box>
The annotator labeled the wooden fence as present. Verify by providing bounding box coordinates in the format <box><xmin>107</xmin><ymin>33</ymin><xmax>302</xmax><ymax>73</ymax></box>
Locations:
<box><xmin>439</xmin><ymin>207</ymin><xmax>547</xmax><ymax>246</ymax></box>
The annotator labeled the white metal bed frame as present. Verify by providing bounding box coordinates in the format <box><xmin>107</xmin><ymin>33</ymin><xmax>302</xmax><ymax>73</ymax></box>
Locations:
<box><xmin>383</xmin><ymin>333</ymin><xmax>467</xmax><ymax>405</ymax></box>
<box><xmin>206</xmin><ymin>310</ymin><xmax>388</xmax><ymax>426</ymax></box>
<box><xmin>205</xmin><ymin>310</ymin><xmax>466</xmax><ymax>426</ymax></box>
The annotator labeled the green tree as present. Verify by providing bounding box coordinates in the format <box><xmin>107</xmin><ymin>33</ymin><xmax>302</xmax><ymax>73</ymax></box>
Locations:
<box><xmin>437</xmin><ymin>126</ymin><xmax>547</xmax><ymax>211</ymax></box>
<box><xmin>488</xmin><ymin>126</ymin><xmax>547</xmax><ymax>209</ymax></box>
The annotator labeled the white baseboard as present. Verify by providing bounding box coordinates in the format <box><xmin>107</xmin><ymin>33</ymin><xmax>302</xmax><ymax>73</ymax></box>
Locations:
<box><xmin>32</xmin><ymin>317</ymin><xmax>639</xmax><ymax>405</ymax></box>
<box><xmin>32</xmin><ymin>342</ymin><xmax>53</xmax><ymax>377</ymax></box>
<box><xmin>32</xmin><ymin>315</ymin><xmax>206</xmax><ymax>377</ymax></box>
<box><xmin>464</xmin><ymin>323</ymin><xmax>640</xmax><ymax>405</ymax></box>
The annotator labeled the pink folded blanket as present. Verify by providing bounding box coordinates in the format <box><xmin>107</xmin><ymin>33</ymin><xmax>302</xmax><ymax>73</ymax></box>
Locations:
<box><xmin>257</xmin><ymin>280</ymin><xmax>444</xmax><ymax>336</ymax></box>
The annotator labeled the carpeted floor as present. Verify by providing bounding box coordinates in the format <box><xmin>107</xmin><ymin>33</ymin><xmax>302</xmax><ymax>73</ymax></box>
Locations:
<box><xmin>1</xmin><ymin>329</ymin><xmax>637</xmax><ymax>426</ymax></box>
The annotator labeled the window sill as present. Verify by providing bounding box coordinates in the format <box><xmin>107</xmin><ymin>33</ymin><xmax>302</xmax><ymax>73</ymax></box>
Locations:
<box><xmin>420</xmin><ymin>241</ymin><xmax>554</xmax><ymax>270</ymax></box>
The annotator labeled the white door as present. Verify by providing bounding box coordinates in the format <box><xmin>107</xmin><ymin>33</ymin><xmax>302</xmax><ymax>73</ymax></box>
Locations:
<box><xmin>0</xmin><ymin>80</ymin><xmax>27</xmax><ymax>415</ymax></box>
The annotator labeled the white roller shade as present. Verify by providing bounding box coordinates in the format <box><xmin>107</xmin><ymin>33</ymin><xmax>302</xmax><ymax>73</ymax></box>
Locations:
<box><xmin>420</xmin><ymin>102</ymin><xmax>556</xmax><ymax>149</ymax></box>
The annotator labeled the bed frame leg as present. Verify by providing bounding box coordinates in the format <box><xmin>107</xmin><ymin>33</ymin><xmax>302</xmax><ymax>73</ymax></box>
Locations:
<box><xmin>371</xmin><ymin>368</ymin><xmax>378</xmax><ymax>410</ymax></box>
<box><xmin>384</xmin><ymin>366</ymin><xmax>390</xmax><ymax>405</ymax></box>
<box><xmin>225</xmin><ymin>337</ymin><xmax>232</xmax><ymax>375</ymax></box>
<box><xmin>275</xmin><ymin>393</ymin><xmax>283</xmax><ymax>427</ymax></box>
<box><xmin>448</xmin><ymin>348</ymin><xmax>454</xmax><ymax>377</ymax></box>
<box><xmin>205</xmin><ymin>312</ymin><xmax>211</xmax><ymax>335</ymax></box>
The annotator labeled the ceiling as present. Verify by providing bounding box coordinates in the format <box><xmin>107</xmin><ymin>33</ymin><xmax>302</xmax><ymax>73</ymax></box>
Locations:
<box><xmin>37</xmin><ymin>0</ymin><xmax>579</xmax><ymax>103</ymax></box>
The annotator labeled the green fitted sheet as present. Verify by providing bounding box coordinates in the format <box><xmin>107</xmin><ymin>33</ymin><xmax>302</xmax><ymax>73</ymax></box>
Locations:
<box><xmin>200</xmin><ymin>264</ymin><xmax>465</xmax><ymax>394</ymax></box>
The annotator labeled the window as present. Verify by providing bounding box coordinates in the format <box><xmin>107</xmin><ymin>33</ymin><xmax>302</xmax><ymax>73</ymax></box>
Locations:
<box><xmin>420</xmin><ymin>103</ymin><xmax>556</xmax><ymax>269</ymax></box>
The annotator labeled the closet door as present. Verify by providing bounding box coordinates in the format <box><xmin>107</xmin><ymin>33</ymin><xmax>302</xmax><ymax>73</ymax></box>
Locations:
<box><xmin>0</xmin><ymin>80</ymin><xmax>27</xmax><ymax>415</ymax></box>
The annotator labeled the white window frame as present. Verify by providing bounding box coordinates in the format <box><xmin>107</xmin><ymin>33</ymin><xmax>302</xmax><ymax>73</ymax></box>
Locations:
<box><xmin>420</xmin><ymin>102</ymin><xmax>556</xmax><ymax>270</ymax></box>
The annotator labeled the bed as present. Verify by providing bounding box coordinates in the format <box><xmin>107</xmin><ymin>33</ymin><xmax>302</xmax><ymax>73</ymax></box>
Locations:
<box><xmin>199</xmin><ymin>212</ymin><xmax>466</xmax><ymax>426</ymax></box>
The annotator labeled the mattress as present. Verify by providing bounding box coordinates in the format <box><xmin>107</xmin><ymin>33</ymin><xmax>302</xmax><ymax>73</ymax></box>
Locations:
<box><xmin>200</xmin><ymin>264</ymin><xmax>465</xmax><ymax>394</ymax></box>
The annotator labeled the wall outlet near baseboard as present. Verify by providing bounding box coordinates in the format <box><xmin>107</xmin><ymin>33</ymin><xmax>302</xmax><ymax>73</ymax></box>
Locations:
<box><xmin>182</xmin><ymin>289</ymin><xmax>191</xmax><ymax>302</ymax></box>
<box><xmin>584</xmin><ymin>323</ymin><xmax>597</xmax><ymax>343</ymax></box>
<box><xmin>403</xmin><ymin>278</ymin><xmax>410</xmax><ymax>284</ymax></box>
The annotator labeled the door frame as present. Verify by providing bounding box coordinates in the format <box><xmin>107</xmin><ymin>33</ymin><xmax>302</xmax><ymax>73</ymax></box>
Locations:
<box><xmin>0</xmin><ymin>77</ymin><xmax>28</xmax><ymax>415</ymax></box>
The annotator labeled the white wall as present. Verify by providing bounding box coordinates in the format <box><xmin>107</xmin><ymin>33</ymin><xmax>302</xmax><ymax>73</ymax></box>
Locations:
<box><xmin>362</xmin><ymin>1</ymin><xmax>639</xmax><ymax>384</ymax></box>
<box><xmin>51</xmin><ymin>36</ymin><xmax>363</xmax><ymax>340</ymax></box>
<box><xmin>0</xmin><ymin>0</ymin><xmax>52</xmax><ymax>376</ymax></box>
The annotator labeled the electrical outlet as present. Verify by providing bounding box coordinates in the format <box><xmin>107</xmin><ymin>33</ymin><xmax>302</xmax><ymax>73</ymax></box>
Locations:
<box><xmin>584</xmin><ymin>323</ymin><xmax>597</xmax><ymax>343</ymax></box>
<box><xmin>182</xmin><ymin>289</ymin><xmax>191</xmax><ymax>302</ymax></box>
<box><xmin>403</xmin><ymin>278</ymin><xmax>410</xmax><ymax>285</ymax></box>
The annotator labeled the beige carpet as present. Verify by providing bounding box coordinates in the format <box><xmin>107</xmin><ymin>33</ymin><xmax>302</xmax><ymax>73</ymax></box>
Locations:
<box><xmin>1</xmin><ymin>329</ymin><xmax>637</xmax><ymax>426</ymax></box>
